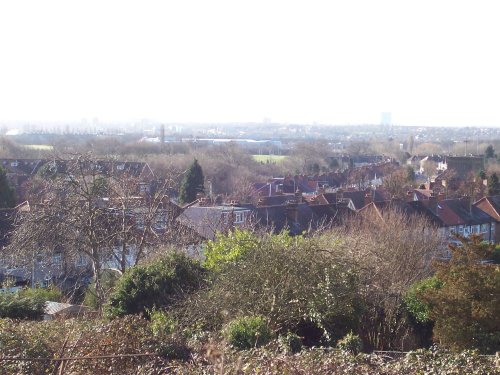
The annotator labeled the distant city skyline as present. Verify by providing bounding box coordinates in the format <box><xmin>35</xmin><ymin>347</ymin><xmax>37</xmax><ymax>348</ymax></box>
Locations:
<box><xmin>1</xmin><ymin>1</ymin><xmax>499</xmax><ymax>127</ymax></box>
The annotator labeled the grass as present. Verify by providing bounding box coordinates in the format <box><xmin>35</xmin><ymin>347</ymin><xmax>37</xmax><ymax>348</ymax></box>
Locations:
<box><xmin>23</xmin><ymin>144</ymin><xmax>53</xmax><ymax>150</ymax></box>
<box><xmin>252</xmin><ymin>154</ymin><xmax>287</xmax><ymax>163</ymax></box>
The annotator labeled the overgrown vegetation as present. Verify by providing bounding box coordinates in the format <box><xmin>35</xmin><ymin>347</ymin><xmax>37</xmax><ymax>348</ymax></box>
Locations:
<box><xmin>105</xmin><ymin>251</ymin><xmax>205</xmax><ymax>318</ymax></box>
<box><xmin>1</xmin><ymin>204</ymin><xmax>499</xmax><ymax>371</ymax></box>
<box><xmin>0</xmin><ymin>286</ymin><xmax>62</xmax><ymax>320</ymax></box>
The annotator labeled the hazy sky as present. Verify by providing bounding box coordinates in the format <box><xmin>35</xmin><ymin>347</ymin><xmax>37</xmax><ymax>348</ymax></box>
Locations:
<box><xmin>1</xmin><ymin>1</ymin><xmax>499</xmax><ymax>126</ymax></box>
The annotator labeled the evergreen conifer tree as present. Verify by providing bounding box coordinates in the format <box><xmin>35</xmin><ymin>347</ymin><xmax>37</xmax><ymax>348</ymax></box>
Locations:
<box><xmin>488</xmin><ymin>172</ymin><xmax>500</xmax><ymax>196</ymax></box>
<box><xmin>0</xmin><ymin>166</ymin><xmax>15</xmax><ymax>208</ymax></box>
<box><xmin>179</xmin><ymin>159</ymin><xmax>204</xmax><ymax>204</ymax></box>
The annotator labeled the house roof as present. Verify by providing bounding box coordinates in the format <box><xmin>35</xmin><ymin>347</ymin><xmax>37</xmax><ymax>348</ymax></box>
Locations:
<box><xmin>177</xmin><ymin>205</ymin><xmax>251</xmax><ymax>239</ymax></box>
<box><xmin>44</xmin><ymin>301</ymin><xmax>92</xmax><ymax>316</ymax></box>
<box><xmin>0</xmin><ymin>159</ymin><xmax>45</xmax><ymax>176</ymax></box>
<box><xmin>474</xmin><ymin>195</ymin><xmax>500</xmax><ymax>220</ymax></box>
<box><xmin>431</xmin><ymin>198</ymin><xmax>494</xmax><ymax>226</ymax></box>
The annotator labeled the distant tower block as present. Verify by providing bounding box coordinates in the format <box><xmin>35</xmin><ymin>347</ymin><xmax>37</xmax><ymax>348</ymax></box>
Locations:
<box><xmin>381</xmin><ymin>112</ymin><xmax>392</xmax><ymax>126</ymax></box>
<box><xmin>160</xmin><ymin>124</ymin><xmax>165</xmax><ymax>145</ymax></box>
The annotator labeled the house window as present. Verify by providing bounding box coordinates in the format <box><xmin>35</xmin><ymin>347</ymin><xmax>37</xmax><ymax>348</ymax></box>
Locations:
<box><xmin>481</xmin><ymin>224</ymin><xmax>488</xmax><ymax>233</ymax></box>
<box><xmin>155</xmin><ymin>214</ymin><xmax>166</xmax><ymax>229</ymax></box>
<box><xmin>52</xmin><ymin>253</ymin><xmax>62</xmax><ymax>267</ymax></box>
<box><xmin>449</xmin><ymin>226</ymin><xmax>456</xmax><ymax>233</ymax></box>
<box><xmin>234</xmin><ymin>212</ymin><xmax>244</xmax><ymax>224</ymax></box>
<box><xmin>11</xmin><ymin>161</ymin><xmax>18</xmax><ymax>167</ymax></box>
<box><xmin>76</xmin><ymin>254</ymin><xmax>86</xmax><ymax>267</ymax></box>
<box><xmin>458</xmin><ymin>225</ymin><xmax>464</xmax><ymax>233</ymax></box>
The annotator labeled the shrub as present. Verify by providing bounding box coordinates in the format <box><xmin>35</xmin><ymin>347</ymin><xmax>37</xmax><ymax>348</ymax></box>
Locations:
<box><xmin>0</xmin><ymin>286</ymin><xmax>63</xmax><ymax>320</ymax></box>
<box><xmin>149</xmin><ymin>309</ymin><xmax>177</xmax><ymax>337</ymax></box>
<box><xmin>105</xmin><ymin>252</ymin><xmax>204</xmax><ymax>318</ymax></box>
<box><xmin>278</xmin><ymin>332</ymin><xmax>303</xmax><ymax>354</ymax></box>
<box><xmin>336</xmin><ymin>332</ymin><xmax>363</xmax><ymax>355</ymax></box>
<box><xmin>404</xmin><ymin>277</ymin><xmax>442</xmax><ymax>324</ymax></box>
<box><xmin>491</xmin><ymin>245</ymin><xmax>500</xmax><ymax>264</ymax></box>
<box><xmin>224</xmin><ymin>316</ymin><xmax>272</xmax><ymax>350</ymax></box>
<box><xmin>0</xmin><ymin>320</ymin><xmax>54</xmax><ymax>374</ymax></box>
<box><xmin>422</xmin><ymin>235</ymin><xmax>500</xmax><ymax>353</ymax></box>
<box><xmin>176</xmin><ymin>232</ymin><xmax>361</xmax><ymax>346</ymax></box>
<box><xmin>203</xmin><ymin>229</ymin><xmax>259</xmax><ymax>272</ymax></box>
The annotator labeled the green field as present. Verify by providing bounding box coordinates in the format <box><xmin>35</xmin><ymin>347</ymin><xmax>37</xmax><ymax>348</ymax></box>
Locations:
<box><xmin>24</xmin><ymin>144</ymin><xmax>54</xmax><ymax>150</ymax></box>
<box><xmin>252</xmin><ymin>154</ymin><xmax>287</xmax><ymax>163</ymax></box>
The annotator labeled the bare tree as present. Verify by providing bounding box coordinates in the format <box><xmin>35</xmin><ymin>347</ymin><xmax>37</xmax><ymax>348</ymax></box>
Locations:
<box><xmin>5</xmin><ymin>154</ymin><xmax>184</xmax><ymax>308</ymax></box>
<box><xmin>326</xmin><ymin>208</ymin><xmax>443</xmax><ymax>350</ymax></box>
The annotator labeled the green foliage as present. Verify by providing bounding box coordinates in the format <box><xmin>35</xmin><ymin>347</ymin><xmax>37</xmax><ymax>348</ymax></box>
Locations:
<box><xmin>491</xmin><ymin>245</ymin><xmax>500</xmax><ymax>264</ymax></box>
<box><xmin>336</xmin><ymin>332</ymin><xmax>363</xmax><ymax>355</ymax></box>
<box><xmin>203</xmin><ymin>229</ymin><xmax>259</xmax><ymax>272</ymax></box>
<box><xmin>0</xmin><ymin>319</ymin><xmax>54</xmax><ymax>374</ymax></box>
<box><xmin>422</xmin><ymin>234</ymin><xmax>500</xmax><ymax>353</ymax></box>
<box><xmin>0</xmin><ymin>166</ymin><xmax>15</xmax><ymax>208</ymax></box>
<box><xmin>149</xmin><ymin>309</ymin><xmax>177</xmax><ymax>337</ymax></box>
<box><xmin>488</xmin><ymin>172</ymin><xmax>500</xmax><ymax>195</ymax></box>
<box><xmin>0</xmin><ymin>287</ymin><xmax>62</xmax><ymax>320</ymax></box>
<box><xmin>179</xmin><ymin>159</ymin><xmax>204</xmax><ymax>204</ymax></box>
<box><xmin>105</xmin><ymin>252</ymin><xmax>204</xmax><ymax>318</ymax></box>
<box><xmin>485</xmin><ymin>144</ymin><xmax>495</xmax><ymax>159</ymax></box>
<box><xmin>0</xmin><ymin>293</ymin><xmax>45</xmax><ymax>320</ymax></box>
<box><xmin>278</xmin><ymin>332</ymin><xmax>303</xmax><ymax>354</ymax></box>
<box><xmin>204</xmin><ymin>229</ymin><xmax>303</xmax><ymax>272</ymax></box>
<box><xmin>404</xmin><ymin>277</ymin><xmax>442</xmax><ymax>324</ymax></box>
<box><xmin>179</xmin><ymin>233</ymin><xmax>361</xmax><ymax>346</ymax></box>
<box><xmin>84</xmin><ymin>268</ymin><xmax>121</xmax><ymax>309</ymax></box>
<box><xmin>224</xmin><ymin>315</ymin><xmax>272</xmax><ymax>350</ymax></box>
<box><xmin>405</xmin><ymin>166</ymin><xmax>416</xmax><ymax>183</ymax></box>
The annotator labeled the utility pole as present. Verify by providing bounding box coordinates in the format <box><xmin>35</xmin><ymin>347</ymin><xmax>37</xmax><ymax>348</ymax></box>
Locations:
<box><xmin>464</xmin><ymin>139</ymin><xmax>469</xmax><ymax>156</ymax></box>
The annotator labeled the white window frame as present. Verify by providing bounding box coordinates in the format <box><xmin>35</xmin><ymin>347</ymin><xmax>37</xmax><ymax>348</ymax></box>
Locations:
<box><xmin>234</xmin><ymin>212</ymin><xmax>244</xmax><ymax>224</ymax></box>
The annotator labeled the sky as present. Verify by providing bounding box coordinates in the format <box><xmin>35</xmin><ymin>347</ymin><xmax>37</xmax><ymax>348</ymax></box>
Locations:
<box><xmin>0</xmin><ymin>0</ymin><xmax>499</xmax><ymax>127</ymax></box>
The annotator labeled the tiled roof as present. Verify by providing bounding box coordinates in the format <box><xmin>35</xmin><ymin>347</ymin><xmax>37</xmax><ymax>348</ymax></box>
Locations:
<box><xmin>433</xmin><ymin>199</ymin><xmax>494</xmax><ymax>226</ymax></box>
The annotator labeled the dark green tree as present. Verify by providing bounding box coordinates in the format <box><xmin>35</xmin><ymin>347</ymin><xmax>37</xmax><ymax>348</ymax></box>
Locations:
<box><xmin>179</xmin><ymin>159</ymin><xmax>204</xmax><ymax>204</ymax></box>
<box><xmin>478</xmin><ymin>170</ymin><xmax>487</xmax><ymax>181</ymax></box>
<box><xmin>0</xmin><ymin>166</ymin><xmax>15</xmax><ymax>208</ymax></box>
<box><xmin>406</xmin><ymin>166</ymin><xmax>416</xmax><ymax>183</ymax></box>
<box><xmin>485</xmin><ymin>145</ymin><xmax>495</xmax><ymax>159</ymax></box>
<box><xmin>420</xmin><ymin>235</ymin><xmax>500</xmax><ymax>353</ymax></box>
<box><xmin>487</xmin><ymin>172</ymin><xmax>500</xmax><ymax>196</ymax></box>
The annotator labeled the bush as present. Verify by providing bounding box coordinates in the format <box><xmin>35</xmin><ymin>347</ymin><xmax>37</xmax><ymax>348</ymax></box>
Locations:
<box><xmin>0</xmin><ymin>286</ymin><xmax>63</xmax><ymax>320</ymax></box>
<box><xmin>106</xmin><ymin>252</ymin><xmax>205</xmax><ymax>318</ymax></box>
<box><xmin>203</xmin><ymin>229</ymin><xmax>259</xmax><ymax>272</ymax></box>
<box><xmin>0</xmin><ymin>320</ymin><xmax>54</xmax><ymax>374</ymax></box>
<box><xmin>404</xmin><ymin>277</ymin><xmax>442</xmax><ymax>324</ymax></box>
<box><xmin>176</xmin><ymin>232</ymin><xmax>361</xmax><ymax>346</ymax></box>
<box><xmin>149</xmin><ymin>309</ymin><xmax>177</xmax><ymax>337</ymax></box>
<box><xmin>224</xmin><ymin>316</ymin><xmax>272</xmax><ymax>350</ymax></box>
<box><xmin>422</xmin><ymin>235</ymin><xmax>500</xmax><ymax>353</ymax></box>
<box><xmin>278</xmin><ymin>332</ymin><xmax>303</xmax><ymax>354</ymax></box>
<box><xmin>336</xmin><ymin>332</ymin><xmax>363</xmax><ymax>355</ymax></box>
<box><xmin>491</xmin><ymin>246</ymin><xmax>500</xmax><ymax>264</ymax></box>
